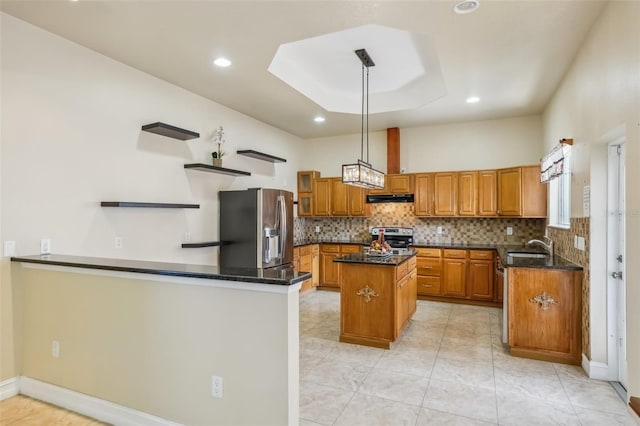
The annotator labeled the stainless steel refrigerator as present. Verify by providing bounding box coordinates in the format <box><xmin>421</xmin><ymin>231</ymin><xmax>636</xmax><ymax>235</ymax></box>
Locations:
<box><xmin>219</xmin><ymin>188</ymin><xmax>293</xmax><ymax>269</ymax></box>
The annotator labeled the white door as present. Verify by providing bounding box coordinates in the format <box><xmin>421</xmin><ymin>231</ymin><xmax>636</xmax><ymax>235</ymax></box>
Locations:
<box><xmin>608</xmin><ymin>142</ymin><xmax>626</xmax><ymax>388</ymax></box>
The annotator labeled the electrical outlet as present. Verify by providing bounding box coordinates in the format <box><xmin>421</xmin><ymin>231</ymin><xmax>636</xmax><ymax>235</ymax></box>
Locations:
<box><xmin>314</xmin><ymin>225</ymin><xmax>321</xmax><ymax>233</ymax></box>
<box><xmin>506</xmin><ymin>227</ymin><xmax>513</xmax><ymax>236</ymax></box>
<box><xmin>437</xmin><ymin>226</ymin><xmax>443</xmax><ymax>235</ymax></box>
<box><xmin>52</xmin><ymin>340</ymin><xmax>60</xmax><ymax>358</ymax></box>
<box><xmin>184</xmin><ymin>232</ymin><xmax>191</xmax><ymax>242</ymax></box>
<box><xmin>40</xmin><ymin>239</ymin><xmax>51</xmax><ymax>254</ymax></box>
<box><xmin>211</xmin><ymin>376</ymin><xmax>223</xmax><ymax>398</ymax></box>
<box><xmin>115</xmin><ymin>237</ymin><xmax>123</xmax><ymax>249</ymax></box>
<box><xmin>3</xmin><ymin>241</ymin><xmax>16</xmax><ymax>257</ymax></box>
<box><xmin>577</xmin><ymin>236</ymin><xmax>586</xmax><ymax>251</ymax></box>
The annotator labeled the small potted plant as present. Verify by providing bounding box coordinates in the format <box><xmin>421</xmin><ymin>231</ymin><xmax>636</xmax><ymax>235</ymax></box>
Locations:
<box><xmin>211</xmin><ymin>126</ymin><xmax>225</xmax><ymax>167</ymax></box>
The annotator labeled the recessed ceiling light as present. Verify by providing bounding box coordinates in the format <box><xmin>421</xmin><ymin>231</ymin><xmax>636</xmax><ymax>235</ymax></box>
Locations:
<box><xmin>466</xmin><ymin>96</ymin><xmax>480</xmax><ymax>104</ymax></box>
<box><xmin>313</xmin><ymin>116</ymin><xmax>326</xmax><ymax>123</ymax></box>
<box><xmin>213</xmin><ymin>57</ymin><xmax>232</xmax><ymax>68</ymax></box>
<box><xmin>454</xmin><ymin>0</ymin><xmax>480</xmax><ymax>14</ymax></box>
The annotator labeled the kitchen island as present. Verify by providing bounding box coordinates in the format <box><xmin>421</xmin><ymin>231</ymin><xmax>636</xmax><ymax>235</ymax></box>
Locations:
<box><xmin>334</xmin><ymin>253</ymin><xmax>417</xmax><ymax>349</ymax></box>
<box><xmin>10</xmin><ymin>254</ymin><xmax>308</xmax><ymax>425</ymax></box>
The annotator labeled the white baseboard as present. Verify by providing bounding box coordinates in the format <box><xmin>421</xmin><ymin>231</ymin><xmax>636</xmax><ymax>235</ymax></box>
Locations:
<box><xmin>582</xmin><ymin>353</ymin><xmax>617</xmax><ymax>381</ymax></box>
<box><xmin>19</xmin><ymin>377</ymin><xmax>183</xmax><ymax>426</ymax></box>
<box><xmin>0</xmin><ymin>377</ymin><xmax>20</xmax><ymax>400</ymax></box>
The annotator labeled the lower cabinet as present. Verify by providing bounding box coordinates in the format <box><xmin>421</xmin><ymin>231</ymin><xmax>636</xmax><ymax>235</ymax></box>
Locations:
<box><xmin>508</xmin><ymin>267</ymin><xmax>583</xmax><ymax>365</ymax></box>
<box><xmin>415</xmin><ymin>247</ymin><xmax>496</xmax><ymax>305</ymax></box>
<box><xmin>442</xmin><ymin>249</ymin><xmax>467</xmax><ymax>298</ymax></box>
<box><xmin>340</xmin><ymin>257</ymin><xmax>417</xmax><ymax>349</ymax></box>
<box><xmin>297</xmin><ymin>244</ymin><xmax>320</xmax><ymax>293</ymax></box>
<box><xmin>319</xmin><ymin>243</ymin><xmax>362</xmax><ymax>289</ymax></box>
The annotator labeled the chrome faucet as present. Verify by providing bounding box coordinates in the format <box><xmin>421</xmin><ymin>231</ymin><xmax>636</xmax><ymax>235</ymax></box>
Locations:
<box><xmin>527</xmin><ymin>237</ymin><xmax>554</xmax><ymax>257</ymax></box>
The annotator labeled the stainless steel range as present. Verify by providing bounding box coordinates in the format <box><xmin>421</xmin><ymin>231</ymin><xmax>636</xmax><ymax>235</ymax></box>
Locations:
<box><xmin>369</xmin><ymin>227</ymin><xmax>414</xmax><ymax>255</ymax></box>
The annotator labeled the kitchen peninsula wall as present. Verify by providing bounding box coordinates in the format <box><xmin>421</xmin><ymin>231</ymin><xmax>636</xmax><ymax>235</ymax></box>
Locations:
<box><xmin>295</xmin><ymin>204</ymin><xmax>545</xmax><ymax>244</ymax></box>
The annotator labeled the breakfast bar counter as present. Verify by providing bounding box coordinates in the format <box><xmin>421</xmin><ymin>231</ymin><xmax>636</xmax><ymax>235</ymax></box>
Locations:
<box><xmin>334</xmin><ymin>252</ymin><xmax>417</xmax><ymax>349</ymax></box>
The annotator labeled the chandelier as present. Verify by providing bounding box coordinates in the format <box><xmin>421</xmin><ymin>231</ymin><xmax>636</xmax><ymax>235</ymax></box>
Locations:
<box><xmin>342</xmin><ymin>49</ymin><xmax>385</xmax><ymax>189</ymax></box>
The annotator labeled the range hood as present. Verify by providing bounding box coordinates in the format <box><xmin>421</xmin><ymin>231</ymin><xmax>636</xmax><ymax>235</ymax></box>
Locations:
<box><xmin>366</xmin><ymin>193</ymin><xmax>415</xmax><ymax>203</ymax></box>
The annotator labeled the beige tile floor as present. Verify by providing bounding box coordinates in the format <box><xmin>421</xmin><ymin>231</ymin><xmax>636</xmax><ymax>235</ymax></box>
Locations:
<box><xmin>299</xmin><ymin>290</ymin><xmax>638</xmax><ymax>426</ymax></box>
<box><xmin>0</xmin><ymin>395</ymin><xmax>108</xmax><ymax>425</ymax></box>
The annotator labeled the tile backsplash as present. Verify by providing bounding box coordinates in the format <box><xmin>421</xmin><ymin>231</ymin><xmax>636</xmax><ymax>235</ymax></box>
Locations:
<box><xmin>295</xmin><ymin>204</ymin><xmax>545</xmax><ymax>244</ymax></box>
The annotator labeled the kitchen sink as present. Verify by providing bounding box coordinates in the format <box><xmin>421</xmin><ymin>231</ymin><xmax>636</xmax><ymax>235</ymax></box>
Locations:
<box><xmin>507</xmin><ymin>251</ymin><xmax>549</xmax><ymax>259</ymax></box>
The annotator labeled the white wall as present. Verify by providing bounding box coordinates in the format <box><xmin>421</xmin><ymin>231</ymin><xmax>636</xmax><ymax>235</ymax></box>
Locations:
<box><xmin>0</xmin><ymin>13</ymin><xmax>303</xmax><ymax>382</ymax></box>
<box><xmin>542</xmin><ymin>0</ymin><xmax>639</xmax><ymax>396</ymax></box>
<box><xmin>299</xmin><ymin>115</ymin><xmax>543</xmax><ymax>176</ymax></box>
<box><xmin>0</xmin><ymin>13</ymin><xmax>302</xmax><ymax>266</ymax></box>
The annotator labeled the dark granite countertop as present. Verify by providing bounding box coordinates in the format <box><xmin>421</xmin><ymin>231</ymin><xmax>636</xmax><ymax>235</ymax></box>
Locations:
<box><xmin>11</xmin><ymin>254</ymin><xmax>310</xmax><ymax>286</ymax></box>
<box><xmin>411</xmin><ymin>241</ymin><xmax>582</xmax><ymax>271</ymax></box>
<box><xmin>294</xmin><ymin>239</ymin><xmax>369</xmax><ymax>247</ymax></box>
<box><xmin>333</xmin><ymin>252</ymin><xmax>416</xmax><ymax>266</ymax></box>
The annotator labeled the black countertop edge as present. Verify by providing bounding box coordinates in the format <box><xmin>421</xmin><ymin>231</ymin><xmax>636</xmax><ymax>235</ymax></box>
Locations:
<box><xmin>413</xmin><ymin>242</ymin><xmax>582</xmax><ymax>270</ymax></box>
<box><xmin>11</xmin><ymin>255</ymin><xmax>309</xmax><ymax>286</ymax></box>
<box><xmin>333</xmin><ymin>252</ymin><xmax>416</xmax><ymax>266</ymax></box>
<box><xmin>294</xmin><ymin>240</ymin><xmax>369</xmax><ymax>247</ymax></box>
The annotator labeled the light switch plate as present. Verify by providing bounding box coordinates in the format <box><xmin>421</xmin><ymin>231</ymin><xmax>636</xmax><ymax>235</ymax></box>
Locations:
<box><xmin>577</xmin><ymin>236</ymin><xmax>586</xmax><ymax>251</ymax></box>
<box><xmin>506</xmin><ymin>227</ymin><xmax>513</xmax><ymax>235</ymax></box>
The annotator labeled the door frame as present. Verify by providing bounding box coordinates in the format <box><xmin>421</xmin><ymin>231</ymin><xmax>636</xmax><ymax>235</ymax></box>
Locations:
<box><xmin>607</xmin><ymin>139</ymin><xmax>626</xmax><ymax>388</ymax></box>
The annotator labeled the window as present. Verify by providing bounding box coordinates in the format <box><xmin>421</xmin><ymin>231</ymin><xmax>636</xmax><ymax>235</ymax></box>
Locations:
<box><xmin>548</xmin><ymin>148</ymin><xmax>571</xmax><ymax>228</ymax></box>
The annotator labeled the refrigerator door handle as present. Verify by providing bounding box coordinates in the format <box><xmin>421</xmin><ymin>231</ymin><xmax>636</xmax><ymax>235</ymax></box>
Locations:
<box><xmin>277</xmin><ymin>194</ymin><xmax>286</xmax><ymax>262</ymax></box>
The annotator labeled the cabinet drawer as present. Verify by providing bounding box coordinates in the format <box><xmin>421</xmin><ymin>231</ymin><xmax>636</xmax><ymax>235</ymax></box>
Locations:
<box><xmin>469</xmin><ymin>250</ymin><xmax>494</xmax><ymax>260</ymax></box>
<box><xmin>406</xmin><ymin>256</ymin><xmax>417</xmax><ymax>271</ymax></box>
<box><xmin>396</xmin><ymin>262</ymin><xmax>409</xmax><ymax>281</ymax></box>
<box><xmin>417</xmin><ymin>276</ymin><xmax>441</xmax><ymax>295</ymax></box>
<box><xmin>321</xmin><ymin>244</ymin><xmax>340</xmax><ymax>253</ymax></box>
<box><xmin>414</xmin><ymin>247</ymin><xmax>441</xmax><ymax>258</ymax></box>
<box><xmin>341</xmin><ymin>244</ymin><xmax>361</xmax><ymax>253</ymax></box>
<box><xmin>417</xmin><ymin>258</ymin><xmax>442</xmax><ymax>276</ymax></box>
<box><xmin>299</xmin><ymin>245</ymin><xmax>311</xmax><ymax>256</ymax></box>
<box><xmin>443</xmin><ymin>249</ymin><xmax>467</xmax><ymax>259</ymax></box>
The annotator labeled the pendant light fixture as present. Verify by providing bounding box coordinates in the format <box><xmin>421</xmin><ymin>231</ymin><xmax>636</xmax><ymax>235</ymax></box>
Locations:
<box><xmin>342</xmin><ymin>49</ymin><xmax>385</xmax><ymax>189</ymax></box>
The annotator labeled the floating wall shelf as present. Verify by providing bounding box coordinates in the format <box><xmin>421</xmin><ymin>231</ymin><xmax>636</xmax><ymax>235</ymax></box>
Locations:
<box><xmin>181</xmin><ymin>241</ymin><xmax>223</xmax><ymax>248</ymax></box>
<box><xmin>184</xmin><ymin>163</ymin><xmax>251</xmax><ymax>177</ymax></box>
<box><xmin>237</xmin><ymin>150</ymin><xmax>286</xmax><ymax>163</ymax></box>
<box><xmin>101</xmin><ymin>202</ymin><xmax>200</xmax><ymax>209</ymax></box>
<box><xmin>141</xmin><ymin>122</ymin><xmax>200</xmax><ymax>140</ymax></box>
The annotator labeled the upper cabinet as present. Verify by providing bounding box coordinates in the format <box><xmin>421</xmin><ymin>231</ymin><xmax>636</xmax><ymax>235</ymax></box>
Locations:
<box><xmin>313</xmin><ymin>178</ymin><xmax>332</xmax><ymax>216</ymax></box>
<box><xmin>367</xmin><ymin>174</ymin><xmax>414</xmax><ymax>195</ymax></box>
<box><xmin>478</xmin><ymin>170</ymin><xmax>498</xmax><ymax>216</ymax></box>
<box><xmin>297</xmin><ymin>171</ymin><xmax>319</xmax><ymax>217</ymax></box>
<box><xmin>457</xmin><ymin>171</ymin><xmax>478</xmax><ymax>216</ymax></box>
<box><xmin>498</xmin><ymin>166</ymin><xmax>546</xmax><ymax>217</ymax></box>
<box><xmin>434</xmin><ymin>172</ymin><xmax>457</xmax><ymax>216</ymax></box>
<box><xmin>348</xmin><ymin>185</ymin><xmax>369</xmax><ymax>216</ymax></box>
<box><xmin>414</xmin><ymin>173</ymin><xmax>434</xmax><ymax>216</ymax></box>
<box><xmin>330</xmin><ymin>177</ymin><xmax>349</xmax><ymax>216</ymax></box>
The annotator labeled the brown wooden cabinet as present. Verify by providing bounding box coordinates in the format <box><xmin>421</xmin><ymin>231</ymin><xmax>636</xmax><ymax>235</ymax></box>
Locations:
<box><xmin>348</xmin><ymin>185</ymin><xmax>368</xmax><ymax>216</ymax></box>
<box><xmin>498</xmin><ymin>167</ymin><xmax>522</xmax><ymax>216</ymax></box>
<box><xmin>415</xmin><ymin>247</ymin><xmax>442</xmax><ymax>296</ymax></box>
<box><xmin>330</xmin><ymin>178</ymin><xmax>349</xmax><ymax>216</ymax></box>
<box><xmin>296</xmin><ymin>244</ymin><xmax>320</xmax><ymax>293</ymax></box>
<box><xmin>498</xmin><ymin>166</ymin><xmax>547</xmax><ymax>217</ymax></box>
<box><xmin>468</xmin><ymin>250</ymin><xmax>495</xmax><ymax>300</ymax></box>
<box><xmin>313</xmin><ymin>178</ymin><xmax>331</xmax><ymax>216</ymax></box>
<box><xmin>521</xmin><ymin>165</ymin><xmax>547</xmax><ymax>217</ymax></box>
<box><xmin>339</xmin><ymin>257</ymin><xmax>417</xmax><ymax>349</ymax></box>
<box><xmin>442</xmin><ymin>249</ymin><xmax>467</xmax><ymax>297</ymax></box>
<box><xmin>319</xmin><ymin>244</ymin><xmax>362</xmax><ymax>288</ymax></box>
<box><xmin>388</xmin><ymin>174</ymin><xmax>414</xmax><ymax>194</ymax></box>
<box><xmin>297</xmin><ymin>171</ymin><xmax>319</xmax><ymax>217</ymax></box>
<box><xmin>478</xmin><ymin>170</ymin><xmax>498</xmax><ymax>216</ymax></box>
<box><xmin>434</xmin><ymin>172</ymin><xmax>457</xmax><ymax>216</ymax></box>
<box><xmin>458</xmin><ymin>171</ymin><xmax>478</xmax><ymax>216</ymax></box>
<box><xmin>414</xmin><ymin>173</ymin><xmax>433</xmax><ymax>216</ymax></box>
<box><xmin>508</xmin><ymin>267</ymin><xmax>583</xmax><ymax>365</ymax></box>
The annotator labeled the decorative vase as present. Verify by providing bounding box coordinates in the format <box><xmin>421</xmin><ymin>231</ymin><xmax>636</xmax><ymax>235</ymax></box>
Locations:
<box><xmin>212</xmin><ymin>158</ymin><xmax>222</xmax><ymax>167</ymax></box>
